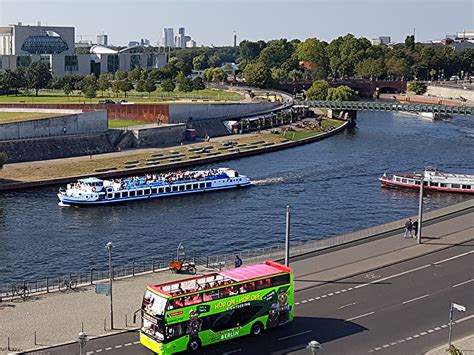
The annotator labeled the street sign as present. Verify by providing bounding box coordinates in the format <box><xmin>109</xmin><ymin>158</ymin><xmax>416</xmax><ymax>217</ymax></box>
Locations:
<box><xmin>95</xmin><ymin>283</ymin><xmax>110</xmax><ymax>296</ymax></box>
<box><xmin>453</xmin><ymin>303</ymin><xmax>466</xmax><ymax>312</ymax></box>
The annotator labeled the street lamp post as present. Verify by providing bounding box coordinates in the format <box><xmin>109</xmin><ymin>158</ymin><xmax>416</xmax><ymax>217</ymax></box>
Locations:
<box><xmin>417</xmin><ymin>177</ymin><xmax>424</xmax><ymax>244</ymax></box>
<box><xmin>106</xmin><ymin>241</ymin><xmax>114</xmax><ymax>330</ymax></box>
<box><xmin>78</xmin><ymin>332</ymin><xmax>88</xmax><ymax>355</ymax></box>
<box><xmin>285</xmin><ymin>205</ymin><xmax>291</xmax><ymax>267</ymax></box>
<box><xmin>448</xmin><ymin>303</ymin><xmax>467</xmax><ymax>348</ymax></box>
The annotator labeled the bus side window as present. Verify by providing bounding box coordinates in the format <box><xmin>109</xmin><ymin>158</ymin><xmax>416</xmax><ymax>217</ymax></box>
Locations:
<box><xmin>247</xmin><ymin>282</ymin><xmax>256</xmax><ymax>291</ymax></box>
<box><xmin>256</xmin><ymin>279</ymin><xmax>266</xmax><ymax>290</ymax></box>
<box><xmin>272</xmin><ymin>274</ymin><xmax>290</xmax><ymax>286</ymax></box>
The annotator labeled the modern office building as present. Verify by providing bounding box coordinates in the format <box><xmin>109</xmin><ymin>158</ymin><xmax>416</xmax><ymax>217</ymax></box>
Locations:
<box><xmin>0</xmin><ymin>23</ymin><xmax>168</xmax><ymax>75</ymax></box>
<box><xmin>162</xmin><ymin>28</ymin><xmax>175</xmax><ymax>48</ymax></box>
<box><xmin>370</xmin><ymin>36</ymin><xmax>391</xmax><ymax>45</ymax></box>
<box><xmin>97</xmin><ymin>33</ymin><xmax>108</xmax><ymax>46</ymax></box>
<box><xmin>186</xmin><ymin>40</ymin><xmax>196</xmax><ymax>48</ymax></box>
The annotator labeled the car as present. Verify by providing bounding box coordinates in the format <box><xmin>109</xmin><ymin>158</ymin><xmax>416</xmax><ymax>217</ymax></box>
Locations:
<box><xmin>98</xmin><ymin>99</ymin><xmax>116</xmax><ymax>104</ymax></box>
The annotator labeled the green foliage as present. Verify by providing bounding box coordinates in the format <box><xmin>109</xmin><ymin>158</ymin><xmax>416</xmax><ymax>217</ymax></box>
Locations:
<box><xmin>143</xmin><ymin>80</ymin><xmax>157</xmax><ymax>95</ymax></box>
<box><xmin>327</xmin><ymin>85</ymin><xmax>356</xmax><ymax>101</ymax></box>
<box><xmin>408</xmin><ymin>81</ymin><xmax>427</xmax><ymax>94</ymax></box>
<box><xmin>127</xmin><ymin>67</ymin><xmax>144</xmax><ymax>82</ymax></box>
<box><xmin>257</xmin><ymin>39</ymin><xmax>294</xmax><ymax>69</ymax></box>
<box><xmin>97</xmin><ymin>73</ymin><xmax>113</xmax><ymax>95</ymax></box>
<box><xmin>355</xmin><ymin>58</ymin><xmax>385</xmax><ymax>80</ymax></box>
<box><xmin>239</xmin><ymin>40</ymin><xmax>266</xmax><ymax>61</ymax></box>
<box><xmin>79</xmin><ymin>74</ymin><xmax>98</xmax><ymax>100</ymax></box>
<box><xmin>202</xmin><ymin>68</ymin><xmax>225</xmax><ymax>83</ymax></box>
<box><xmin>136</xmin><ymin>79</ymin><xmax>146</xmax><ymax>95</ymax></box>
<box><xmin>176</xmin><ymin>72</ymin><xmax>193</xmax><ymax>92</ymax></box>
<box><xmin>191</xmin><ymin>77</ymin><xmax>206</xmax><ymax>90</ymax></box>
<box><xmin>243</xmin><ymin>62</ymin><xmax>272</xmax><ymax>88</ymax></box>
<box><xmin>192</xmin><ymin>54</ymin><xmax>209</xmax><ymax>70</ymax></box>
<box><xmin>271</xmin><ymin>68</ymin><xmax>288</xmax><ymax>82</ymax></box>
<box><xmin>114</xmin><ymin>70</ymin><xmax>127</xmax><ymax>80</ymax></box>
<box><xmin>306</xmin><ymin>80</ymin><xmax>330</xmax><ymax>100</ymax></box>
<box><xmin>26</xmin><ymin>61</ymin><xmax>52</xmax><ymax>96</ymax></box>
<box><xmin>0</xmin><ymin>152</ymin><xmax>7</xmax><ymax>169</ymax></box>
<box><xmin>405</xmin><ymin>35</ymin><xmax>415</xmax><ymax>51</ymax></box>
<box><xmin>161</xmin><ymin>78</ymin><xmax>176</xmax><ymax>92</ymax></box>
<box><xmin>294</xmin><ymin>38</ymin><xmax>329</xmax><ymax>79</ymax></box>
<box><xmin>113</xmin><ymin>79</ymin><xmax>134</xmax><ymax>97</ymax></box>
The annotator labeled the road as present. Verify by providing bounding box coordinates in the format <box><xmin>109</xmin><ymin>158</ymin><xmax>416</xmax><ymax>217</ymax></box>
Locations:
<box><xmin>37</xmin><ymin>239</ymin><xmax>473</xmax><ymax>355</ymax></box>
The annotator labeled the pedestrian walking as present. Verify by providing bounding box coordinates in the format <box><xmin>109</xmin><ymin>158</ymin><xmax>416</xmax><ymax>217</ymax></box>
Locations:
<box><xmin>234</xmin><ymin>255</ymin><xmax>242</xmax><ymax>268</ymax></box>
<box><xmin>412</xmin><ymin>220</ymin><xmax>419</xmax><ymax>238</ymax></box>
<box><xmin>404</xmin><ymin>218</ymin><xmax>413</xmax><ymax>238</ymax></box>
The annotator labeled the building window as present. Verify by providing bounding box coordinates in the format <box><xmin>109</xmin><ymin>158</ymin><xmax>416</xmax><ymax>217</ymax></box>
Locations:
<box><xmin>21</xmin><ymin>31</ymin><xmax>69</xmax><ymax>54</ymax></box>
<box><xmin>147</xmin><ymin>54</ymin><xmax>154</xmax><ymax>68</ymax></box>
<box><xmin>64</xmin><ymin>55</ymin><xmax>78</xmax><ymax>72</ymax></box>
<box><xmin>107</xmin><ymin>55</ymin><xmax>119</xmax><ymax>74</ymax></box>
<box><xmin>16</xmin><ymin>56</ymin><xmax>32</xmax><ymax>67</ymax></box>
<box><xmin>130</xmin><ymin>54</ymin><xmax>141</xmax><ymax>69</ymax></box>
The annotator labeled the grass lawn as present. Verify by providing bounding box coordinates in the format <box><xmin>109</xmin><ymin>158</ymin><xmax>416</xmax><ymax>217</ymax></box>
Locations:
<box><xmin>0</xmin><ymin>89</ymin><xmax>243</xmax><ymax>104</ymax></box>
<box><xmin>0</xmin><ymin>112</ymin><xmax>65</xmax><ymax>124</ymax></box>
<box><xmin>280</xmin><ymin>119</ymin><xmax>345</xmax><ymax>141</ymax></box>
<box><xmin>108</xmin><ymin>119</ymin><xmax>148</xmax><ymax>128</ymax></box>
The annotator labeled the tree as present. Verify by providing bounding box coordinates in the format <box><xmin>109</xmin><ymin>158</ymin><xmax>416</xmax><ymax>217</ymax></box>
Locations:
<box><xmin>97</xmin><ymin>73</ymin><xmax>112</xmax><ymax>96</ymax></box>
<box><xmin>79</xmin><ymin>74</ymin><xmax>98</xmax><ymax>101</ymax></box>
<box><xmin>117</xmin><ymin>79</ymin><xmax>134</xmax><ymax>97</ymax></box>
<box><xmin>294</xmin><ymin>38</ymin><xmax>329</xmax><ymax>79</ymax></box>
<box><xmin>405</xmin><ymin>35</ymin><xmax>415</xmax><ymax>51</ymax></box>
<box><xmin>111</xmin><ymin>80</ymin><xmax>121</xmax><ymax>97</ymax></box>
<box><xmin>305</xmin><ymin>80</ymin><xmax>330</xmax><ymax>100</ymax></box>
<box><xmin>407</xmin><ymin>81</ymin><xmax>427</xmax><ymax>95</ymax></box>
<box><xmin>355</xmin><ymin>58</ymin><xmax>385</xmax><ymax>80</ymax></box>
<box><xmin>192</xmin><ymin>54</ymin><xmax>209</xmax><ymax>70</ymax></box>
<box><xmin>271</xmin><ymin>68</ymin><xmax>288</xmax><ymax>82</ymax></box>
<box><xmin>327</xmin><ymin>85</ymin><xmax>356</xmax><ymax>101</ymax></box>
<box><xmin>243</xmin><ymin>62</ymin><xmax>272</xmax><ymax>88</ymax></box>
<box><xmin>128</xmin><ymin>67</ymin><xmax>144</xmax><ymax>82</ymax></box>
<box><xmin>0</xmin><ymin>152</ymin><xmax>7</xmax><ymax>170</ymax></box>
<box><xmin>136</xmin><ymin>79</ymin><xmax>146</xmax><ymax>97</ymax></box>
<box><xmin>239</xmin><ymin>40</ymin><xmax>266</xmax><ymax>61</ymax></box>
<box><xmin>114</xmin><ymin>70</ymin><xmax>127</xmax><ymax>80</ymax></box>
<box><xmin>385</xmin><ymin>57</ymin><xmax>410</xmax><ymax>80</ymax></box>
<box><xmin>176</xmin><ymin>71</ymin><xmax>193</xmax><ymax>92</ymax></box>
<box><xmin>26</xmin><ymin>61</ymin><xmax>52</xmax><ymax>96</ymax></box>
<box><xmin>429</xmin><ymin>68</ymin><xmax>437</xmax><ymax>81</ymax></box>
<box><xmin>143</xmin><ymin>80</ymin><xmax>157</xmax><ymax>97</ymax></box>
<box><xmin>161</xmin><ymin>78</ymin><xmax>175</xmax><ymax>92</ymax></box>
<box><xmin>191</xmin><ymin>77</ymin><xmax>206</xmax><ymax>90</ymax></box>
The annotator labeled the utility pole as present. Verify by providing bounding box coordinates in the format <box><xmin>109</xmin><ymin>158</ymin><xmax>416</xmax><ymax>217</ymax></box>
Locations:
<box><xmin>417</xmin><ymin>177</ymin><xmax>424</xmax><ymax>244</ymax></box>
<box><xmin>106</xmin><ymin>242</ymin><xmax>114</xmax><ymax>329</ymax></box>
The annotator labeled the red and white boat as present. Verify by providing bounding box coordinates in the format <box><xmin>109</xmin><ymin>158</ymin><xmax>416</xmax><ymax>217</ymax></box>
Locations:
<box><xmin>379</xmin><ymin>168</ymin><xmax>474</xmax><ymax>194</ymax></box>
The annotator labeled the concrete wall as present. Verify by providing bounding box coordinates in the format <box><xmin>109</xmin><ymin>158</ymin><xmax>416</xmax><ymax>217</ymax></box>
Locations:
<box><xmin>0</xmin><ymin>110</ymin><xmax>107</xmax><ymax>140</ymax></box>
<box><xmin>131</xmin><ymin>124</ymin><xmax>186</xmax><ymax>148</ymax></box>
<box><xmin>168</xmin><ymin>102</ymin><xmax>280</xmax><ymax>123</ymax></box>
<box><xmin>426</xmin><ymin>85</ymin><xmax>474</xmax><ymax>102</ymax></box>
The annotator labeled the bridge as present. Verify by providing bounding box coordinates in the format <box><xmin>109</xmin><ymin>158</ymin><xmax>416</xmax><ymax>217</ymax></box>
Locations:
<box><xmin>299</xmin><ymin>100</ymin><xmax>473</xmax><ymax>115</ymax></box>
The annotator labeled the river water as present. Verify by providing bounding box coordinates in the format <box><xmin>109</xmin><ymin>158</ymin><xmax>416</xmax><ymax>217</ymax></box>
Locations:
<box><xmin>0</xmin><ymin>112</ymin><xmax>472</xmax><ymax>283</ymax></box>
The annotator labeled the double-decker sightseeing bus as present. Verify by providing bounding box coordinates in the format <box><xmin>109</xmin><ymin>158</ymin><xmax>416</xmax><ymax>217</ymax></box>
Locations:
<box><xmin>140</xmin><ymin>261</ymin><xmax>294</xmax><ymax>354</ymax></box>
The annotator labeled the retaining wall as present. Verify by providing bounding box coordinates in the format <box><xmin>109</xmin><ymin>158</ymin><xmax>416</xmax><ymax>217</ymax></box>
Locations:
<box><xmin>131</xmin><ymin>124</ymin><xmax>186</xmax><ymax>148</ymax></box>
<box><xmin>426</xmin><ymin>85</ymin><xmax>474</xmax><ymax>102</ymax></box>
<box><xmin>0</xmin><ymin>110</ymin><xmax>107</xmax><ymax>140</ymax></box>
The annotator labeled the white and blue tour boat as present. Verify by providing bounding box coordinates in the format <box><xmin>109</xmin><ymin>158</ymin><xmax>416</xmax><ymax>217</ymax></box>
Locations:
<box><xmin>58</xmin><ymin>168</ymin><xmax>251</xmax><ymax>206</ymax></box>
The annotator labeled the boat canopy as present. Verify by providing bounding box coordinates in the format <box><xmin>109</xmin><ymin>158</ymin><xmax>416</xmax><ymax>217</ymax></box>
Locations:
<box><xmin>78</xmin><ymin>177</ymin><xmax>103</xmax><ymax>184</ymax></box>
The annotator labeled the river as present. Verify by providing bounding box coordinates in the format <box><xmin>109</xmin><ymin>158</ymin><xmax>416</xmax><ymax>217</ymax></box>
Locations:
<box><xmin>0</xmin><ymin>111</ymin><xmax>472</xmax><ymax>283</ymax></box>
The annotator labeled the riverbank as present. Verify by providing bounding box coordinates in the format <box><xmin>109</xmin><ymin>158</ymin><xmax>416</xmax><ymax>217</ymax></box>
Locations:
<box><xmin>0</xmin><ymin>118</ymin><xmax>347</xmax><ymax>191</ymax></box>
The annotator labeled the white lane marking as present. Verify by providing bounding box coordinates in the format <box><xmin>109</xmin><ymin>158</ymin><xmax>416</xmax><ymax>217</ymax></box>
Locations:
<box><xmin>124</xmin><ymin>342</ymin><xmax>133</xmax><ymax>346</ymax></box>
<box><xmin>105</xmin><ymin>347</ymin><xmax>112</xmax><ymax>351</ymax></box>
<box><xmin>278</xmin><ymin>330</ymin><xmax>312</xmax><ymax>341</ymax></box>
<box><xmin>96</xmin><ymin>350</ymin><xmax>103</xmax><ymax>353</ymax></box>
<box><xmin>328</xmin><ymin>293</ymin><xmax>334</xmax><ymax>296</ymax></box>
<box><xmin>339</xmin><ymin>302</ymin><xmax>357</xmax><ymax>309</ymax></box>
<box><xmin>295</xmin><ymin>302</ymin><xmax>300</xmax><ymax>305</ymax></box>
<box><xmin>308</xmin><ymin>298</ymin><xmax>315</xmax><ymax>302</ymax></box>
<box><xmin>86</xmin><ymin>352</ymin><xmax>94</xmax><ymax>355</ymax></box>
<box><xmin>370</xmin><ymin>314</ymin><xmax>474</xmax><ymax>351</ymax></box>
<box><xmin>402</xmin><ymin>294</ymin><xmax>430</xmax><ymax>304</ymax></box>
<box><xmin>115</xmin><ymin>344</ymin><xmax>122</xmax><ymax>348</ymax></box>
<box><xmin>453</xmin><ymin>279</ymin><xmax>474</xmax><ymax>288</ymax></box>
<box><xmin>321</xmin><ymin>294</ymin><xmax>327</xmax><ymax>298</ymax></box>
<box><xmin>335</xmin><ymin>291</ymin><xmax>341</xmax><ymax>294</ymax></box>
<box><xmin>301</xmin><ymin>300</ymin><xmax>308</xmax><ymax>303</ymax></box>
<box><xmin>433</xmin><ymin>250</ymin><xmax>474</xmax><ymax>265</ymax></box>
<box><xmin>345</xmin><ymin>311</ymin><xmax>375</xmax><ymax>322</ymax></box>
<box><xmin>223</xmin><ymin>349</ymin><xmax>242</xmax><ymax>354</ymax></box>
<box><xmin>353</xmin><ymin>264</ymin><xmax>430</xmax><ymax>290</ymax></box>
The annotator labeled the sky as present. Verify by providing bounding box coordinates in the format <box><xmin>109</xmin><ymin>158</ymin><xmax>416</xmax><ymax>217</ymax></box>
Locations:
<box><xmin>0</xmin><ymin>0</ymin><xmax>473</xmax><ymax>47</ymax></box>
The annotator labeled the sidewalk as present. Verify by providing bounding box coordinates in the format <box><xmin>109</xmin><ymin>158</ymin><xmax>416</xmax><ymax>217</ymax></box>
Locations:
<box><xmin>425</xmin><ymin>335</ymin><xmax>474</xmax><ymax>355</ymax></box>
<box><xmin>0</xmin><ymin>200</ymin><xmax>472</xmax><ymax>354</ymax></box>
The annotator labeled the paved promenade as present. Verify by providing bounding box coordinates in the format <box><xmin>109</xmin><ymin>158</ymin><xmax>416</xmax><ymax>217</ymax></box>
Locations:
<box><xmin>1</xmin><ymin>199</ymin><xmax>472</xmax><ymax>354</ymax></box>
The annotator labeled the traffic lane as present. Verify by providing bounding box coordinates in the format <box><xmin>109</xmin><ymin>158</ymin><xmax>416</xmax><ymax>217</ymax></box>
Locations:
<box><xmin>26</xmin><ymin>331</ymin><xmax>140</xmax><ymax>355</ymax></box>
<box><xmin>294</xmin><ymin>277</ymin><xmax>474</xmax><ymax>355</ymax></box>
<box><xmin>294</xmin><ymin>242</ymin><xmax>474</xmax><ymax>320</ymax></box>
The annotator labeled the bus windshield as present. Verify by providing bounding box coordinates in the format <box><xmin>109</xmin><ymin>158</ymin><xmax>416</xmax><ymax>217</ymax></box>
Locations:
<box><xmin>143</xmin><ymin>289</ymin><xmax>167</xmax><ymax>316</ymax></box>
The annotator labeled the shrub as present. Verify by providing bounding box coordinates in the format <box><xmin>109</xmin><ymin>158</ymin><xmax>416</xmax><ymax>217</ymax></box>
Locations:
<box><xmin>0</xmin><ymin>152</ymin><xmax>8</xmax><ymax>169</ymax></box>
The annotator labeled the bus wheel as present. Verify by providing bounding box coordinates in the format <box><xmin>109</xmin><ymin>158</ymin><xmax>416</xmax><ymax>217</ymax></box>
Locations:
<box><xmin>251</xmin><ymin>322</ymin><xmax>263</xmax><ymax>336</ymax></box>
<box><xmin>188</xmin><ymin>338</ymin><xmax>201</xmax><ymax>351</ymax></box>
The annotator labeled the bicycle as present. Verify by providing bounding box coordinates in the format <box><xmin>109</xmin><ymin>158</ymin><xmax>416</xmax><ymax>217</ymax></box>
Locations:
<box><xmin>11</xmin><ymin>284</ymin><xmax>30</xmax><ymax>301</ymax></box>
<box><xmin>58</xmin><ymin>277</ymin><xmax>77</xmax><ymax>292</ymax></box>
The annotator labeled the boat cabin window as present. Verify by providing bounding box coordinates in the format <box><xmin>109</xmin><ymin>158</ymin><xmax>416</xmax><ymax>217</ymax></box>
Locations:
<box><xmin>193</xmin><ymin>184</ymin><xmax>199</xmax><ymax>189</ymax></box>
<box><xmin>440</xmin><ymin>183</ymin><xmax>447</xmax><ymax>187</ymax></box>
<box><xmin>462</xmin><ymin>185</ymin><xmax>471</xmax><ymax>189</ymax></box>
<box><xmin>172</xmin><ymin>186</ymin><xmax>178</xmax><ymax>192</ymax></box>
<box><xmin>114</xmin><ymin>193</ymin><xmax>120</xmax><ymax>199</ymax></box>
<box><xmin>123</xmin><ymin>191</ymin><xmax>129</xmax><ymax>198</ymax></box>
<box><xmin>401</xmin><ymin>179</ymin><xmax>407</xmax><ymax>183</ymax></box>
<box><xmin>137</xmin><ymin>190</ymin><xmax>143</xmax><ymax>196</ymax></box>
<box><xmin>130</xmin><ymin>190</ymin><xmax>136</xmax><ymax>197</ymax></box>
<box><xmin>151</xmin><ymin>188</ymin><xmax>158</xmax><ymax>194</ymax></box>
<box><xmin>179</xmin><ymin>185</ymin><xmax>185</xmax><ymax>192</ymax></box>
<box><xmin>144</xmin><ymin>189</ymin><xmax>151</xmax><ymax>195</ymax></box>
<box><xmin>430</xmin><ymin>182</ymin><xmax>438</xmax><ymax>187</ymax></box>
<box><xmin>107</xmin><ymin>192</ymin><xmax>113</xmax><ymax>199</ymax></box>
<box><xmin>159</xmin><ymin>188</ymin><xmax>164</xmax><ymax>193</ymax></box>
<box><xmin>186</xmin><ymin>184</ymin><xmax>192</xmax><ymax>190</ymax></box>
<box><xmin>423</xmin><ymin>181</ymin><xmax>428</xmax><ymax>186</ymax></box>
<box><xmin>199</xmin><ymin>183</ymin><xmax>205</xmax><ymax>189</ymax></box>
<box><xmin>451</xmin><ymin>184</ymin><xmax>460</xmax><ymax>188</ymax></box>
<box><xmin>415</xmin><ymin>180</ymin><xmax>421</xmax><ymax>185</ymax></box>
<box><xmin>396</xmin><ymin>178</ymin><xmax>401</xmax><ymax>182</ymax></box>
<box><xmin>165</xmin><ymin>187</ymin><xmax>171</xmax><ymax>193</ymax></box>
<box><xmin>206</xmin><ymin>182</ymin><xmax>211</xmax><ymax>188</ymax></box>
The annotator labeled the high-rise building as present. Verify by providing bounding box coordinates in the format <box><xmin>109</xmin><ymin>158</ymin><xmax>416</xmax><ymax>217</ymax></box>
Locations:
<box><xmin>162</xmin><ymin>28</ymin><xmax>175</xmax><ymax>47</ymax></box>
<box><xmin>186</xmin><ymin>40</ymin><xmax>196</xmax><ymax>48</ymax></box>
<box><xmin>233</xmin><ymin>31</ymin><xmax>237</xmax><ymax>47</ymax></box>
<box><xmin>177</xmin><ymin>27</ymin><xmax>186</xmax><ymax>48</ymax></box>
<box><xmin>97</xmin><ymin>33</ymin><xmax>108</xmax><ymax>46</ymax></box>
